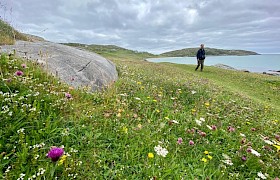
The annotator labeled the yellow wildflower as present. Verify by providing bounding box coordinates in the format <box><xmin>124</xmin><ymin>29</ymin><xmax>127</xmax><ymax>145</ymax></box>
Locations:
<box><xmin>148</xmin><ymin>153</ymin><xmax>154</xmax><ymax>158</ymax></box>
<box><xmin>204</xmin><ymin>151</ymin><xmax>209</xmax><ymax>155</ymax></box>
<box><xmin>116</xmin><ymin>113</ymin><xmax>122</xmax><ymax>118</ymax></box>
<box><xmin>58</xmin><ymin>155</ymin><xmax>67</xmax><ymax>166</ymax></box>
<box><xmin>207</xmin><ymin>155</ymin><xmax>213</xmax><ymax>160</ymax></box>
<box><xmin>273</xmin><ymin>144</ymin><xmax>280</xmax><ymax>152</ymax></box>
<box><xmin>122</xmin><ymin>127</ymin><xmax>128</xmax><ymax>134</ymax></box>
<box><xmin>204</xmin><ymin>102</ymin><xmax>210</xmax><ymax>106</ymax></box>
<box><xmin>137</xmin><ymin>82</ymin><xmax>142</xmax><ymax>85</ymax></box>
<box><xmin>201</xmin><ymin>158</ymin><xmax>207</xmax><ymax>163</ymax></box>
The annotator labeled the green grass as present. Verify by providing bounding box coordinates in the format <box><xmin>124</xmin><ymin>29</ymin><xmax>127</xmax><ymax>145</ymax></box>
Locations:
<box><xmin>1</xmin><ymin>48</ymin><xmax>280</xmax><ymax>179</ymax></box>
<box><xmin>0</xmin><ymin>19</ymin><xmax>28</xmax><ymax>45</ymax></box>
<box><xmin>64</xmin><ymin>43</ymin><xmax>159</xmax><ymax>61</ymax></box>
<box><xmin>174</xmin><ymin>64</ymin><xmax>280</xmax><ymax>111</ymax></box>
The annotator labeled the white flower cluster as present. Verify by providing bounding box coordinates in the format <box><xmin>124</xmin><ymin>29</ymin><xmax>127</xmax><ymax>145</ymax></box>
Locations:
<box><xmin>257</xmin><ymin>171</ymin><xmax>268</xmax><ymax>179</ymax></box>
<box><xmin>70</xmin><ymin>148</ymin><xmax>78</xmax><ymax>153</ymax></box>
<box><xmin>17</xmin><ymin>128</ymin><xmax>25</xmax><ymax>134</ymax></box>
<box><xmin>5</xmin><ymin>166</ymin><xmax>11</xmax><ymax>173</ymax></box>
<box><xmin>195</xmin><ymin>117</ymin><xmax>205</xmax><ymax>126</ymax></box>
<box><xmin>62</xmin><ymin>128</ymin><xmax>70</xmax><ymax>136</ymax></box>
<box><xmin>191</xmin><ymin>90</ymin><xmax>197</xmax><ymax>94</ymax></box>
<box><xmin>250</xmin><ymin>148</ymin><xmax>261</xmax><ymax>157</ymax></box>
<box><xmin>221</xmin><ymin>154</ymin><xmax>233</xmax><ymax>166</ymax></box>
<box><xmin>28</xmin><ymin>168</ymin><xmax>45</xmax><ymax>180</ymax></box>
<box><xmin>154</xmin><ymin>145</ymin><xmax>168</xmax><ymax>157</ymax></box>
<box><xmin>17</xmin><ymin>173</ymin><xmax>25</xmax><ymax>180</ymax></box>
<box><xmin>1</xmin><ymin>105</ymin><xmax>10</xmax><ymax>114</ymax></box>
<box><xmin>29</xmin><ymin>142</ymin><xmax>45</xmax><ymax>149</ymax></box>
<box><xmin>68</xmin><ymin>173</ymin><xmax>78</xmax><ymax>178</ymax></box>
<box><xmin>77</xmin><ymin>161</ymin><xmax>83</xmax><ymax>166</ymax></box>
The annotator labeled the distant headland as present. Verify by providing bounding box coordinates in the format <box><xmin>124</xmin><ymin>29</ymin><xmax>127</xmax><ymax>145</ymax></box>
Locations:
<box><xmin>160</xmin><ymin>47</ymin><xmax>259</xmax><ymax>57</ymax></box>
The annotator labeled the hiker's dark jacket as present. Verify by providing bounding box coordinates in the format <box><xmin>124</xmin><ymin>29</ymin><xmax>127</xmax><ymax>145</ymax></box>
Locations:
<box><xmin>196</xmin><ymin>49</ymin><xmax>205</xmax><ymax>60</ymax></box>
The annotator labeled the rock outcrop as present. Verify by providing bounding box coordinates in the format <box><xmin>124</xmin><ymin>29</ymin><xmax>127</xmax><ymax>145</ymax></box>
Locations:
<box><xmin>1</xmin><ymin>41</ymin><xmax>118</xmax><ymax>91</ymax></box>
<box><xmin>212</xmin><ymin>64</ymin><xmax>236</xmax><ymax>70</ymax></box>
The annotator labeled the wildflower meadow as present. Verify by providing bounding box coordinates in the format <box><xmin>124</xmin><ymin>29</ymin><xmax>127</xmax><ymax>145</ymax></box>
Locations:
<box><xmin>1</xmin><ymin>48</ymin><xmax>280</xmax><ymax>179</ymax></box>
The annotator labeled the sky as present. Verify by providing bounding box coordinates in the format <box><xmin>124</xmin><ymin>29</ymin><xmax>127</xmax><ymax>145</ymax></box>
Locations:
<box><xmin>1</xmin><ymin>0</ymin><xmax>280</xmax><ymax>54</ymax></box>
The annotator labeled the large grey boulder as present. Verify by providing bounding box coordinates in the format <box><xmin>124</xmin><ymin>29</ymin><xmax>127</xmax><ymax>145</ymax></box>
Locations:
<box><xmin>0</xmin><ymin>41</ymin><xmax>118</xmax><ymax>91</ymax></box>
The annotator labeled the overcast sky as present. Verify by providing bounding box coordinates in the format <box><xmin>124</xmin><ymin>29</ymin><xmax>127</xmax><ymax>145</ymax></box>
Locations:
<box><xmin>1</xmin><ymin>0</ymin><xmax>280</xmax><ymax>54</ymax></box>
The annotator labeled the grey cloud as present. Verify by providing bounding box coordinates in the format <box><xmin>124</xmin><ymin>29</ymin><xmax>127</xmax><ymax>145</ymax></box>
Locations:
<box><xmin>1</xmin><ymin>0</ymin><xmax>280</xmax><ymax>54</ymax></box>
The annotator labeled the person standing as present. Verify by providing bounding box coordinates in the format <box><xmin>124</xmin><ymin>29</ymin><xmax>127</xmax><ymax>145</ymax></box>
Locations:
<box><xmin>195</xmin><ymin>44</ymin><xmax>206</xmax><ymax>71</ymax></box>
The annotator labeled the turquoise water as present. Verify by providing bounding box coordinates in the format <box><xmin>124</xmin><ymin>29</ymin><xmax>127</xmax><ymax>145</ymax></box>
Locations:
<box><xmin>147</xmin><ymin>54</ymin><xmax>280</xmax><ymax>73</ymax></box>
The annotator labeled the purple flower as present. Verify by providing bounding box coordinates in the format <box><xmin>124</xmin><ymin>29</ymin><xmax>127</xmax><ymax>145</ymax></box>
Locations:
<box><xmin>187</xmin><ymin>128</ymin><xmax>195</xmax><ymax>134</ymax></box>
<box><xmin>211</xmin><ymin>125</ymin><xmax>217</xmax><ymax>131</ymax></box>
<box><xmin>47</xmin><ymin>147</ymin><xmax>64</xmax><ymax>162</ymax></box>
<box><xmin>15</xmin><ymin>70</ymin><xmax>24</xmax><ymax>76</ymax></box>
<box><xmin>246</xmin><ymin>148</ymin><xmax>252</xmax><ymax>153</ymax></box>
<box><xmin>228</xmin><ymin>126</ymin><xmax>235</xmax><ymax>132</ymax></box>
<box><xmin>65</xmin><ymin>92</ymin><xmax>72</xmax><ymax>99</ymax></box>
<box><xmin>177</xmin><ymin>137</ymin><xmax>183</xmax><ymax>145</ymax></box>
<box><xmin>199</xmin><ymin>131</ymin><xmax>206</xmax><ymax>137</ymax></box>
<box><xmin>241</xmin><ymin>156</ymin><xmax>247</xmax><ymax>161</ymax></box>
<box><xmin>189</xmin><ymin>140</ymin><xmax>194</xmax><ymax>145</ymax></box>
<box><xmin>21</xmin><ymin>64</ymin><xmax>27</xmax><ymax>68</ymax></box>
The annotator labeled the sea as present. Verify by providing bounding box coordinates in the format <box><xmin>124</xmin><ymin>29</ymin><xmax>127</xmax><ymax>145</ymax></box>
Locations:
<box><xmin>147</xmin><ymin>54</ymin><xmax>280</xmax><ymax>73</ymax></box>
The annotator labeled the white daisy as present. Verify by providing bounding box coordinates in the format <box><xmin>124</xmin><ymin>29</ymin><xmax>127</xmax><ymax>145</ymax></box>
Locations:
<box><xmin>251</xmin><ymin>149</ymin><xmax>261</xmax><ymax>157</ymax></box>
<box><xmin>257</xmin><ymin>172</ymin><xmax>267</xmax><ymax>179</ymax></box>
<box><xmin>170</xmin><ymin>120</ymin><xmax>179</xmax><ymax>124</ymax></box>
<box><xmin>221</xmin><ymin>159</ymin><xmax>233</xmax><ymax>166</ymax></box>
<box><xmin>195</xmin><ymin>119</ymin><xmax>202</xmax><ymax>126</ymax></box>
<box><xmin>191</xmin><ymin>90</ymin><xmax>197</xmax><ymax>94</ymax></box>
<box><xmin>263</xmin><ymin>139</ymin><xmax>273</xmax><ymax>145</ymax></box>
<box><xmin>154</xmin><ymin>145</ymin><xmax>168</xmax><ymax>157</ymax></box>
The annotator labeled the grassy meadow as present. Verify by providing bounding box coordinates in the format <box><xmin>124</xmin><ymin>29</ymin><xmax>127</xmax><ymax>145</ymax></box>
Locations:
<box><xmin>0</xmin><ymin>45</ymin><xmax>280</xmax><ymax>180</ymax></box>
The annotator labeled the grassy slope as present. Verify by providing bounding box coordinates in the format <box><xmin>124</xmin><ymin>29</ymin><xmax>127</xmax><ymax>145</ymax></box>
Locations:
<box><xmin>0</xmin><ymin>19</ymin><xmax>28</xmax><ymax>45</ymax></box>
<box><xmin>1</xmin><ymin>47</ymin><xmax>280</xmax><ymax>179</ymax></box>
<box><xmin>173</xmin><ymin>64</ymin><xmax>280</xmax><ymax>111</ymax></box>
<box><xmin>94</xmin><ymin>47</ymin><xmax>279</xmax><ymax>111</ymax></box>
<box><xmin>64</xmin><ymin>43</ymin><xmax>159</xmax><ymax>61</ymax></box>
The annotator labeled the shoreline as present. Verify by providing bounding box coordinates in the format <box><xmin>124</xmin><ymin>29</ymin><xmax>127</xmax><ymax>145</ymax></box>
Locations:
<box><xmin>146</xmin><ymin>55</ymin><xmax>280</xmax><ymax>76</ymax></box>
<box><xmin>212</xmin><ymin>63</ymin><xmax>280</xmax><ymax>76</ymax></box>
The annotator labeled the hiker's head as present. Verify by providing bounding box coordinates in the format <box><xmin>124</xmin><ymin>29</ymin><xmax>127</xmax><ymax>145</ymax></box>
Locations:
<box><xmin>200</xmin><ymin>44</ymin><xmax>204</xmax><ymax>49</ymax></box>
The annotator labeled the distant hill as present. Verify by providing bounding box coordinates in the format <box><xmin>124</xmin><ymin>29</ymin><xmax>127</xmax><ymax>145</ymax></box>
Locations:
<box><xmin>64</xmin><ymin>43</ymin><xmax>155</xmax><ymax>56</ymax></box>
<box><xmin>0</xmin><ymin>19</ymin><xmax>28</xmax><ymax>45</ymax></box>
<box><xmin>64</xmin><ymin>43</ymin><xmax>158</xmax><ymax>60</ymax></box>
<box><xmin>161</xmin><ymin>47</ymin><xmax>259</xmax><ymax>57</ymax></box>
